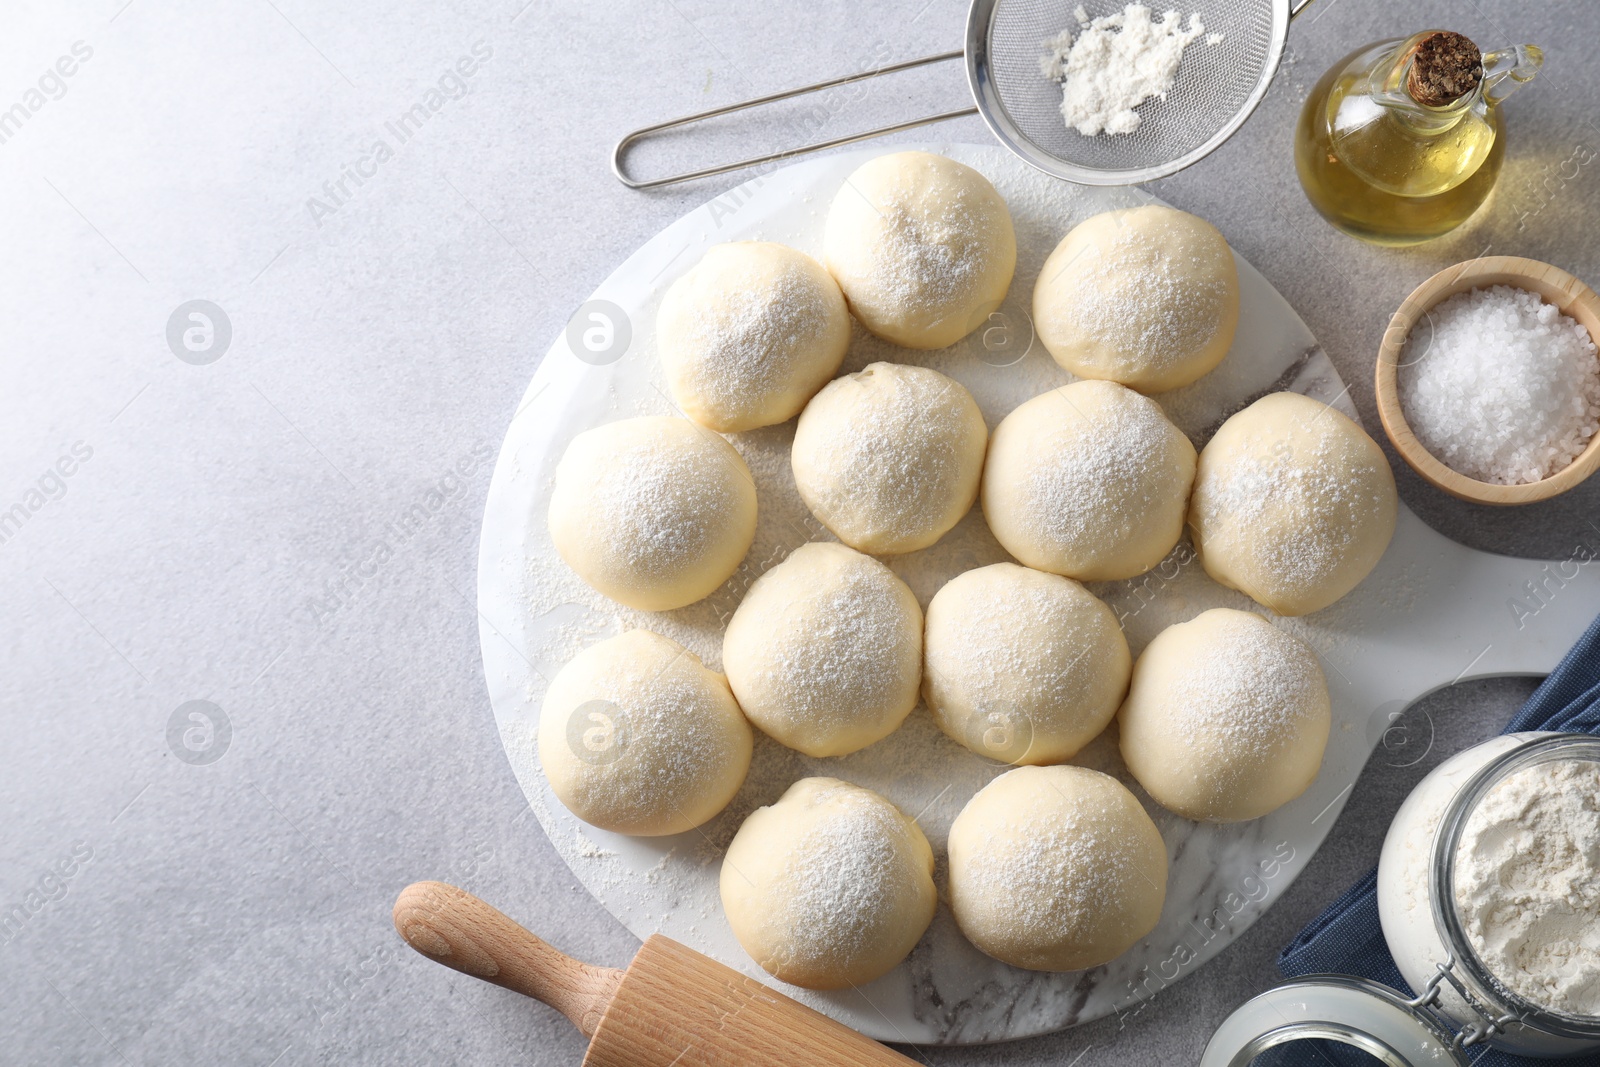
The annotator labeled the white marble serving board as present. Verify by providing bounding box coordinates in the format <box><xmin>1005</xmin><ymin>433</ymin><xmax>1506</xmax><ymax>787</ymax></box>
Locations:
<box><xmin>475</xmin><ymin>144</ymin><xmax>1600</xmax><ymax>1045</ymax></box>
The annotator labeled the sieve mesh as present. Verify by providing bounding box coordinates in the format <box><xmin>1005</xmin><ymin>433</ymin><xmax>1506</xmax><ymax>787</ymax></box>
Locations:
<box><xmin>972</xmin><ymin>0</ymin><xmax>1288</xmax><ymax>183</ymax></box>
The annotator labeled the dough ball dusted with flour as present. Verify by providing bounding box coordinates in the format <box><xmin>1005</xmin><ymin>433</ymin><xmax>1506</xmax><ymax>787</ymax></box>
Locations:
<box><xmin>792</xmin><ymin>362</ymin><xmax>987</xmax><ymax>555</ymax></box>
<box><xmin>982</xmin><ymin>380</ymin><xmax>1196</xmax><ymax>581</ymax></box>
<box><xmin>1119</xmin><ymin>608</ymin><xmax>1330</xmax><ymax>823</ymax></box>
<box><xmin>721</xmin><ymin>777</ymin><xmax>937</xmax><ymax>989</ymax></box>
<box><xmin>824</xmin><ymin>151</ymin><xmax>1016</xmax><ymax>350</ymax></box>
<box><xmin>722</xmin><ymin>542</ymin><xmax>922</xmax><ymax>758</ymax></box>
<box><xmin>1189</xmin><ymin>392</ymin><xmax>1398</xmax><ymax>616</ymax></box>
<box><xmin>657</xmin><ymin>242</ymin><xmax>850</xmax><ymax>432</ymax></box>
<box><xmin>1034</xmin><ymin>205</ymin><xmax>1239</xmax><ymax>393</ymax></box>
<box><xmin>947</xmin><ymin>765</ymin><xmax>1167</xmax><ymax>972</ymax></box>
<box><xmin>548</xmin><ymin>416</ymin><xmax>757</xmax><ymax>611</ymax></box>
<box><xmin>539</xmin><ymin>630</ymin><xmax>753</xmax><ymax>836</ymax></box>
<box><xmin>924</xmin><ymin>563</ymin><xmax>1129</xmax><ymax>765</ymax></box>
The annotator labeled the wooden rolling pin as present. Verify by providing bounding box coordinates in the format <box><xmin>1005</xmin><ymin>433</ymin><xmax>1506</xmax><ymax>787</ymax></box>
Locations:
<box><xmin>392</xmin><ymin>881</ymin><xmax>918</xmax><ymax>1067</ymax></box>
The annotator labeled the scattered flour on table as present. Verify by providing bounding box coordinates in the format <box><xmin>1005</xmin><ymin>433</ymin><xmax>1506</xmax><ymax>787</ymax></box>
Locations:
<box><xmin>1400</xmin><ymin>285</ymin><xmax>1600</xmax><ymax>485</ymax></box>
<box><xmin>573</xmin><ymin>828</ymin><xmax>618</xmax><ymax>859</ymax></box>
<box><xmin>1040</xmin><ymin>4</ymin><xmax>1216</xmax><ymax>137</ymax></box>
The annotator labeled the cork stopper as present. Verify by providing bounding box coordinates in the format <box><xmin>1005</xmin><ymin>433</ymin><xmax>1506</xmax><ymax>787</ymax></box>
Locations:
<box><xmin>1406</xmin><ymin>31</ymin><xmax>1483</xmax><ymax>107</ymax></box>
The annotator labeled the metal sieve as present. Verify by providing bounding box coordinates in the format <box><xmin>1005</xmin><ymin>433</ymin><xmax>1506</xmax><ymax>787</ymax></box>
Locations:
<box><xmin>613</xmin><ymin>0</ymin><xmax>1315</xmax><ymax>189</ymax></box>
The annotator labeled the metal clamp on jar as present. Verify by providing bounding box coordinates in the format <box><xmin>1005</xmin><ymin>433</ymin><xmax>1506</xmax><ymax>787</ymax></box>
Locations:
<box><xmin>1201</xmin><ymin>733</ymin><xmax>1600</xmax><ymax>1065</ymax></box>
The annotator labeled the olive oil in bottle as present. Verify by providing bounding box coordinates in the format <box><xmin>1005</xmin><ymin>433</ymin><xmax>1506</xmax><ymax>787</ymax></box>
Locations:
<box><xmin>1295</xmin><ymin>31</ymin><xmax>1542</xmax><ymax>245</ymax></box>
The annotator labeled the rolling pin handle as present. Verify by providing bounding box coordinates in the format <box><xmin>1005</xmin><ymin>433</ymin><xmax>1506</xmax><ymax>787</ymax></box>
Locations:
<box><xmin>392</xmin><ymin>881</ymin><xmax>623</xmax><ymax>1038</ymax></box>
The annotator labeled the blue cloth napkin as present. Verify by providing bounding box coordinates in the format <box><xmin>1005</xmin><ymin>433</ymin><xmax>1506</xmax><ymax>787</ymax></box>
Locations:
<box><xmin>1270</xmin><ymin>610</ymin><xmax>1600</xmax><ymax>1066</ymax></box>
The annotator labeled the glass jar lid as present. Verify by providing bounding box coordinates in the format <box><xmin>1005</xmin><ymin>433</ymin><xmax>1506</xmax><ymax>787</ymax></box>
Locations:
<box><xmin>1200</xmin><ymin>975</ymin><xmax>1469</xmax><ymax>1066</ymax></box>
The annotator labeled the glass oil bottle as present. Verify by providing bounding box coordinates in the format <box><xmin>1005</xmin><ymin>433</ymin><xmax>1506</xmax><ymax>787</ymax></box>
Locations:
<box><xmin>1295</xmin><ymin>30</ymin><xmax>1542</xmax><ymax>245</ymax></box>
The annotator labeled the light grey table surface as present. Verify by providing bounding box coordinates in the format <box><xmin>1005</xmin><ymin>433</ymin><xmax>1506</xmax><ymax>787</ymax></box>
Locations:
<box><xmin>4</xmin><ymin>1</ymin><xmax>1596</xmax><ymax>1063</ymax></box>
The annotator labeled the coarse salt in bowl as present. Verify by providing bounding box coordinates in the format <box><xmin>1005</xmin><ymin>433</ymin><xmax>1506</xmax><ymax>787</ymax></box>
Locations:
<box><xmin>1375</xmin><ymin>257</ymin><xmax>1600</xmax><ymax>506</ymax></box>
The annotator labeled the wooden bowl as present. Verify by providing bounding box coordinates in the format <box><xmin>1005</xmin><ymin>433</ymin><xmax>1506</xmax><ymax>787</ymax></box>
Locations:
<box><xmin>1374</xmin><ymin>255</ymin><xmax>1600</xmax><ymax>505</ymax></box>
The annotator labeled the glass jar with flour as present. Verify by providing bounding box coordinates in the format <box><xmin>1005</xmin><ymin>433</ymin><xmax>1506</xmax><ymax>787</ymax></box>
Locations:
<box><xmin>1200</xmin><ymin>733</ymin><xmax>1600</xmax><ymax>1064</ymax></box>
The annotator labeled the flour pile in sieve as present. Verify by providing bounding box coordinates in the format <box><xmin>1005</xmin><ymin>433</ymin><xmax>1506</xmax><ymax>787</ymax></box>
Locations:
<box><xmin>1040</xmin><ymin>3</ymin><xmax>1220</xmax><ymax>137</ymax></box>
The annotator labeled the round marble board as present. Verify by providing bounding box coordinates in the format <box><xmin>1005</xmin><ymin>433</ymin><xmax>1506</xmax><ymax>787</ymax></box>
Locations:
<box><xmin>476</xmin><ymin>143</ymin><xmax>1600</xmax><ymax>1045</ymax></box>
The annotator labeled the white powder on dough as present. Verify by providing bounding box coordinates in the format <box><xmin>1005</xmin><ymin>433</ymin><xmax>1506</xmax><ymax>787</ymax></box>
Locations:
<box><xmin>588</xmin><ymin>430</ymin><xmax>750</xmax><ymax>577</ymax></box>
<box><xmin>926</xmin><ymin>575</ymin><xmax>1104</xmax><ymax>726</ymax></box>
<box><xmin>1039</xmin><ymin>4</ymin><xmax>1212</xmax><ymax>137</ymax></box>
<box><xmin>1454</xmin><ymin>758</ymin><xmax>1600</xmax><ymax>1017</ymax></box>
<box><xmin>1066</xmin><ymin>222</ymin><xmax>1233</xmax><ymax>372</ymax></box>
<box><xmin>965</xmin><ymin>817</ymin><xmax>1145</xmax><ymax>946</ymax></box>
<box><xmin>1400</xmin><ymin>285</ymin><xmax>1600</xmax><ymax>485</ymax></box>
<box><xmin>1166</xmin><ymin>612</ymin><xmax>1324</xmax><ymax>752</ymax></box>
<box><xmin>549</xmin><ymin>635</ymin><xmax>745</xmax><ymax>829</ymax></box>
<box><xmin>1192</xmin><ymin>420</ymin><xmax>1371</xmax><ymax>592</ymax></box>
<box><xmin>771</xmin><ymin>786</ymin><xmax>924</xmax><ymax>974</ymax></box>
<box><xmin>868</xmin><ymin>198</ymin><xmax>986</xmax><ymax>325</ymax></box>
<box><xmin>1021</xmin><ymin>387</ymin><xmax>1183</xmax><ymax>550</ymax></box>
<box><xmin>732</xmin><ymin>551</ymin><xmax>917</xmax><ymax>740</ymax></box>
<box><xmin>794</xmin><ymin>363</ymin><xmax>984</xmax><ymax>550</ymax></box>
<box><xmin>682</xmin><ymin>265</ymin><xmax>831</xmax><ymax>399</ymax></box>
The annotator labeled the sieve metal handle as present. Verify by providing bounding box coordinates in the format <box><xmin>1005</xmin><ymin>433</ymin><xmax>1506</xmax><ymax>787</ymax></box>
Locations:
<box><xmin>610</xmin><ymin>49</ymin><xmax>978</xmax><ymax>190</ymax></box>
<box><xmin>615</xmin><ymin>0</ymin><xmax>1318</xmax><ymax>190</ymax></box>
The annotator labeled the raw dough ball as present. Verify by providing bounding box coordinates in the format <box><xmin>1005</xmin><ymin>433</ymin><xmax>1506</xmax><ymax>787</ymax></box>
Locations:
<box><xmin>947</xmin><ymin>765</ymin><xmax>1167</xmax><ymax>971</ymax></box>
<box><xmin>923</xmin><ymin>563</ymin><xmax>1130</xmax><ymax>765</ymax></box>
<box><xmin>1189</xmin><ymin>392</ymin><xmax>1398</xmax><ymax>616</ymax></box>
<box><xmin>722</xmin><ymin>542</ymin><xmax>922</xmax><ymax>757</ymax></box>
<box><xmin>657</xmin><ymin>242</ymin><xmax>850</xmax><ymax>432</ymax></box>
<box><xmin>1119</xmin><ymin>608</ymin><xmax>1330</xmax><ymax>822</ymax></box>
<box><xmin>548</xmin><ymin>416</ymin><xmax>757</xmax><ymax>611</ymax></box>
<box><xmin>721</xmin><ymin>777</ymin><xmax>937</xmax><ymax>989</ymax></box>
<box><xmin>792</xmin><ymin>362</ymin><xmax>987</xmax><ymax>554</ymax></box>
<box><xmin>1034</xmin><ymin>205</ymin><xmax>1239</xmax><ymax>393</ymax></box>
<box><xmin>539</xmin><ymin>629</ymin><xmax>753</xmax><ymax>836</ymax></box>
<box><xmin>823</xmin><ymin>151</ymin><xmax>1017</xmax><ymax>350</ymax></box>
<box><xmin>982</xmin><ymin>380</ymin><xmax>1196</xmax><ymax>581</ymax></box>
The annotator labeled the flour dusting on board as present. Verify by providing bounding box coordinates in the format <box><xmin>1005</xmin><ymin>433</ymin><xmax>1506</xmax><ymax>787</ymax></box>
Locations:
<box><xmin>484</xmin><ymin>146</ymin><xmax>1398</xmax><ymax>1043</ymax></box>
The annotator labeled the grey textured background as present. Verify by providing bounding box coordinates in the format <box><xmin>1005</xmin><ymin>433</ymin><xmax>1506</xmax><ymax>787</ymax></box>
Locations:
<box><xmin>3</xmin><ymin>1</ymin><xmax>1595</xmax><ymax>1064</ymax></box>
